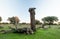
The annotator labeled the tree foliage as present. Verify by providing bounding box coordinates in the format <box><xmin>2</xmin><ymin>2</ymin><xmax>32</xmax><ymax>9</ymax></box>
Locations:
<box><xmin>8</xmin><ymin>16</ymin><xmax>19</xmax><ymax>24</ymax></box>
<box><xmin>35</xmin><ymin>20</ymin><xmax>41</xmax><ymax>24</ymax></box>
<box><xmin>0</xmin><ymin>16</ymin><xmax>2</xmax><ymax>22</ymax></box>
<box><xmin>8</xmin><ymin>16</ymin><xmax>20</xmax><ymax>29</ymax></box>
<box><xmin>42</xmin><ymin>16</ymin><xmax>58</xmax><ymax>25</ymax></box>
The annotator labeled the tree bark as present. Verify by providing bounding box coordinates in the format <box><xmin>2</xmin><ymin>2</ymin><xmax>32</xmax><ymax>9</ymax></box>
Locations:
<box><xmin>30</xmin><ymin>13</ymin><xmax>36</xmax><ymax>32</ymax></box>
<box><xmin>29</xmin><ymin>8</ymin><xmax>36</xmax><ymax>32</ymax></box>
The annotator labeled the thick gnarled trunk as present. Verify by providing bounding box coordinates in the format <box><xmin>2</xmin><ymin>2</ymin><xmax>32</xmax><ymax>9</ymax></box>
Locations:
<box><xmin>30</xmin><ymin>13</ymin><xmax>36</xmax><ymax>32</ymax></box>
<box><xmin>29</xmin><ymin>8</ymin><xmax>36</xmax><ymax>32</ymax></box>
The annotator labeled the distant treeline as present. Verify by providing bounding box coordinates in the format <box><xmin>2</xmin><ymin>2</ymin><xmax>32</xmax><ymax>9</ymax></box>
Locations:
<box><xmin>0</xmin><ymin>16</ymin><xmax>60</xmax><ymax>25</ymax></box>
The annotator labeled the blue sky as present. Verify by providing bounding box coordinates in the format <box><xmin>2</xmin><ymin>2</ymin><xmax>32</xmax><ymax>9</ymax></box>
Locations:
<box><xmin>0</xmin><ymin>0</ymin><xmax>60</xmax><ymax>23</ymax></box>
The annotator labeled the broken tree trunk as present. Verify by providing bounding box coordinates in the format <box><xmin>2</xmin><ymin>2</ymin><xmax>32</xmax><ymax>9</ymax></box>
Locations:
<box><xmin>29</xmin><ymin>8</ymin><xmax>36</xmax><ymax>32</ymax></box>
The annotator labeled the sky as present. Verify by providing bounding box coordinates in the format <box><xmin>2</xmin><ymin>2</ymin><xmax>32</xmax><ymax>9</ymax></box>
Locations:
<box><xmin>0</xmin><ymin>0</ymin><xmax>60</xmax><ymax>23</ymax></box>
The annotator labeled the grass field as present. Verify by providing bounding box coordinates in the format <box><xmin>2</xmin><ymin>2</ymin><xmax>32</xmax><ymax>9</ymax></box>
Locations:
<box><xmin>0</xmin><ymin>24</ymin><xmax>60</xmax><ymax>39</ymax></box>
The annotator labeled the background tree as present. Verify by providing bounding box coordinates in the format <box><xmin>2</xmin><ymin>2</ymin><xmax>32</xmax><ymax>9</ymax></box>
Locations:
<box><xmin>0</xmin><ymin>16</ymin><xmax>2</xmax><ymax>22</ymax></box>
<box><xmin>21</xmin><ymin>22</ymin><xmax>26</xmax><ymax>25</ymax></box>
<box><xmin>42</xmin><ymin>16</ymin><xmax>58</xmax><ymax>28</ymax></box>
<box><xmin>8</xmin><ymin>16</ymin><xmax>20</xmax><ymax>29</ymax></box>
<box><xmin>35</xmin><ymin>20</ymin><xmax>42</xmax><ymax>25</ymax></box>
